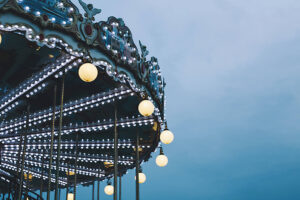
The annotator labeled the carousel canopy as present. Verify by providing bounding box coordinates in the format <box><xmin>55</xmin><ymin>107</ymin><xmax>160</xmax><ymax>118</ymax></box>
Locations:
<box><xmin>0</xmin><ymin>0</ymin><xmax>167</xmax><ymax>197</ymax></box>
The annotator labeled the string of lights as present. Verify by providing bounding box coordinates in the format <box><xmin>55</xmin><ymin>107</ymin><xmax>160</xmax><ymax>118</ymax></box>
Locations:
<box><xmin>0</xmin><ymin>116</ymin><xmax>154</xmax><ymax>141</ymax></box>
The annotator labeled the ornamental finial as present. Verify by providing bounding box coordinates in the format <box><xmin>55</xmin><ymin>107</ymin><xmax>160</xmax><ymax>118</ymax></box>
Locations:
<box><xmin>78</xmin><ymin>0</ymin><xmax>101</xmax><ymax>21</ymax></box>
<box><xmin>139</xmin><ymin>40</ymin><xmax>149</xmax><ymax>61</ymax></box>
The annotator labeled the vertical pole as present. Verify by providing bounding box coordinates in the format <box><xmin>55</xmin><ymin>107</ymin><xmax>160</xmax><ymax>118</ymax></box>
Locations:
<box><xmin>135</xmin><ymin>131</ymin><xmax>140</xmax><ymax>200</ymax></box>
<box><xmin>97</xmin><ymin>181</ymin><xmax>100</xmax><ymax>200</ymax></box>
<box><xmin>15</xmin><ymin>111</ymin><xmax>24</xmax><ymax>198</ymax></box>
<box><xmin>18</xmin><ymin>103</ymin><xmax>30</xmax><ymax>200</ymax></box>
<box><xmin>97</xmin><ymin>164</ymin><xmax>100</xmax><ymax>200</ymax></box>
<box><xmin>66</xmin><ymin>161</ymin><xmax>70</xmax><ymax>200</ymax></box>
<box><xmin>25</xmin><ymin>172</ymin><xmax>29</xmax><ymax>198</ymax></box>
<box><xmin>40</xmin><ymin>150</ymin><xmax>45</xmax><ymax>199</ymax></box>
<box><xmin>92</xmin><ymin>182</ymin><xmax>95</xmax><ymax>200</ymax></box>
<box><xmin>47</xmin><ymin>83</ymin><xmax>57</xmax><ymax>200</ymax></box>
<box><xmin>119</xmin><ymin>175</ymin><xmax>121</xmax><ymax>200</ymax></box>
<box><xmin>59</xmin><ymin>188</ymin><xmax>61</xmax><ymax>200</ymax></box>
<box><xmin>55</xmin><ymin>75</ymin><xmax>65</xmax><ymax>200</ymax></box>
<box><xmin>73</xmin><ymin>132</ymin><xmax>79</xmax><ymax>200</ymax></box>
<box><xmin>113</xmin><ymin>104</ymin><xmax>118</xmax><ymax>200</ymax></box>
<box><xmin>8</xmin><ymin>184</ymin><xmax>11</xmax><ymax>200</ymax></box>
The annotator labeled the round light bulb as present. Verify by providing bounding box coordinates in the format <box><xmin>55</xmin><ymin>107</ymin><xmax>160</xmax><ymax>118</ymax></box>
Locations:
<box><xmin>78</xmin><ymin>63</ymin><xmax>98</xmax><ymax>82</ymax></box>
<box><xmin>138</xmin><ymin>100</ymin><xmax>155</xmax><ymax>117</ymax></box>
<box><xmin>156</xmin><ymin>154</ymin><xmax>168</xmax><ymax>167</ymax></box>
<box><xmin>24</xmin><ymin>173</ymin><xmax>32</xmax><ymax>180</ymax></box>
<box><xmin>104</xmin><ymin>185</ymin><xmax>114</xmax><ymax>195</ymax></box>
<box><xmin>160</xmin><ymin>130</ymin><xmax>174</xmax><ymax>144</ymax></box>
<box><xmin>135</xmin><ymin>172</ymin><xmax>146</xmax><ymax>183</ymax></box>
<box><xmin>67</xmin><ymin>193</ymin><xmax>74</xmax><ymax>200</ymax></box>
<box><xmin>66</xmin><ymin>171</ymin><xmax>75</xmax><ymax>176</ymax></box>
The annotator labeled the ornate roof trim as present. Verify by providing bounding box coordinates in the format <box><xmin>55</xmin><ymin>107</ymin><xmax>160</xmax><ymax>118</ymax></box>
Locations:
<box><xmin>0</xmin><ymin>0</ymin><xmax>165</xmax><ymax>119</ymax></box>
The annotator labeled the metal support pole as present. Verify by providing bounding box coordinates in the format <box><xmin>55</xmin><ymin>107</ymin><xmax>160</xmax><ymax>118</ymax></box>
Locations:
<box><xmin>8</xmin><ymin>184</ymin><xmax>11</xmax><ymax>200</ymax></box>
<box><xmin>55</xmin><ymin>75</ymin><xmax>65</xmax><ymax>200</ymax></box>
<box><xmin>97</xmin><ymin>164</ymin><xmax>101</xmax><ymax>200</ymax></box>
<box><xmin>97</xmin><ymin>181</ymin><xmax>100</xmax><ymax>200</ymax></box>
<box><xmin>113</xmin><ymin>104</ymin><xmax>118</xmax><ymax>200</ymax></box>
<box><xmin>40</xmin><ymin>151</ymin><xmax>45</xmax><ymax>199</ymax></box>
<box><xmin>12</xmin><ymin>190</ymin><xmax>15</xmax><ymax>200</ymax></box>
<box><xmin>25</xmin><ymin>172</ymin><xmax>29</xmax><ymax>198</ymax></box>
<box><xmin>135</xmin><ymin>131</ymin><xmax>140</xmax><ymax>200</ymax></box>
<box><xmin>119</xmin><ymin>176</ymin><xmax>121</xmax><ymax>200</ymax></box>
<box><xmin>92</xmin><ymin>182</ymin><xmax>95</xmax><ymax>200</ymax></box>
<box><xmin>47</xmin><ymin>83</ymin><xmax>57</xmax><ymax>200</ymax></box>
<box><xmin>73</xmin><ymin>132</ymin><xmax>79</xmax><ymax>200</ymax></box>
<box><xmin>66</xmin><ymin>161</ymin><xmax>70</xmax><ymax>200</ymax></box>
<box><xmin>18</xmin><ymin>103</ymin><xmax>30</xmax><ymax>200</ymax></box>
<box><xmin>15</xmin><ymin>112</ymin><xmax>24</xmax><ymax>197</ymax></box>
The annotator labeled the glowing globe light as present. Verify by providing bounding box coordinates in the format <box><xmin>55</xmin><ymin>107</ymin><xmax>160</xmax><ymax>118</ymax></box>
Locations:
<box><xmin>156</xmin><ymin>154</ymin><xmax>168</xmax><ymax>167</ymax></box>
<box><xmin>135</xmin><ymin>172</ymin><xmax>146</xmax><ymax>183</ymax></box>
<box><xmin>138</xmin><ymin>100</ymin><xmax>154</xmax><ymax>117</ymax></box>
<box><xmin>67</xmin><ymin>193</ymin><xmax>74</xmax><ymax>200</ymax></box>
<box><xmin>24</xmin><ymin>173</ymin><xmax>33</xmax><ymax>180</ymax></box>
<box><xmin>0</xmin><ymin>34</ymin><xmax>2</xmax><ymax>44</ymax></box>
<box><xmin>160</xmin><ymin>130</ymin><xmax>174</xmax><ymax>144</ymax></box>
<box><xmin>104</xmin><ymin>184</ymin><xmax>114</xmax><ymax>195</ymax></box>
<box><xmin>78</xmin><ymin>63</ymin><xmax>98</xmax><ymax>82</ymax></box>
<box><xmin>66</xmin><ymin>171</ymin><xmax>75</xmax><ymax>176</ymax></box>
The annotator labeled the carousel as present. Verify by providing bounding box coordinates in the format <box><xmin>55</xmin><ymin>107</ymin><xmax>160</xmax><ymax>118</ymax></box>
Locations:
<box><xmin>0</xmin><ymin>0</ymin><xmax>174</xmax><ymax>200</ymax></box>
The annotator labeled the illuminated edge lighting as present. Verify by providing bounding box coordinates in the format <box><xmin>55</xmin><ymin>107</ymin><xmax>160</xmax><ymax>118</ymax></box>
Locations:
<box><xmin>2</xmin><ymin>151</ymin><xmax>134</xmax><ymax>165</ymax></box>
<box><xmin>2</xmin><ymin>156</ymin><xmax>105</xmax><ymax>178</ymax></box>
<box><xmin>0</xmin><ymin>24</ymin><xmax>82</xmax><ymax>56</ymax></box>
<box><xmin>0</xmin><ymin>117</ymin><xmax>154</xmax><ymax>141</ymax></box>
<box><xmin>1</xmin><ymin>162</ymin><xmax>67</xmax><ymax>185</ymax></box>
<box><xmin>4</xmin><ymin>140</ymin><xmax>151</xmax><ymax>150</ymax></box>
<box><xmin>4</xmin><ymin>143</ymin><xmax>151</xmax><ymax>151</ymax></box>
<box><xmin>16</xmin><ymin>1</ymin><xmax>75</xmax><ymax>26</ymax></box>
<box><xmin>0</xmin><ymin>55</ymin><xmax>80</xmax><ymax>115</ymax></box>
<box><xmin>0</xmin><ymin>87</ymin><xmax>131</xmax><ymax>133</ymax></box>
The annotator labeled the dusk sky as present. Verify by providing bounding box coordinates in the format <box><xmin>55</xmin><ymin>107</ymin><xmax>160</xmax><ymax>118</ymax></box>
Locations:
<box><xmin>73</xmin><ymin>0</ymin><xmax>300</xmax><ymax>199</ymax></box>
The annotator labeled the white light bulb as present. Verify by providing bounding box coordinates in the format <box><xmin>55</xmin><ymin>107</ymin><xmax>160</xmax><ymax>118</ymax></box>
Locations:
<box><xmin>160</xmin><ymin>130</ymin><xmax>174</xmax><ymax>144</ymax></box>
<box><xmin>156</xmin><ymin>154</ymin><xmax>168</xmax><ymax>167</ymax></box>
<box><xmin>138</xmin><ymin>100</ymin><xmax>155</xmax><ymax>117</ymax></box>
<box><xmin>104</xmin><ymin>185</ymin><xmax>114</xmax><ymax>195</ymax></box>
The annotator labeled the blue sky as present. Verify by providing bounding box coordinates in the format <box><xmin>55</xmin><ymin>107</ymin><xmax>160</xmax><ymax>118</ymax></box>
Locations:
<box><xmin>71</xmin><ymin>0</ymin><xmax>300</xmax><ymax>199</ymax></box>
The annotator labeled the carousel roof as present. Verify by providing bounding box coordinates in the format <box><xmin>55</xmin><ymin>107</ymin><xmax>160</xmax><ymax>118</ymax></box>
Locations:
<box><xmin>0</xmin><ymin>0</ymin><xmax>167</xmax><ymax>196</ymax></box>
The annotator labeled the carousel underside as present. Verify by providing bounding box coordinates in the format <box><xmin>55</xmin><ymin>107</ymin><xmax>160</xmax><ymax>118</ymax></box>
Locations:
<box><xmin>0</xmin><ymin>31</ymin><xmax>159</xmax><ymax>190</ymax></box>
<box><xmin>0</xmin><ymin>0</ymin><xmax>169</xmax><ymax>199</ymax></box>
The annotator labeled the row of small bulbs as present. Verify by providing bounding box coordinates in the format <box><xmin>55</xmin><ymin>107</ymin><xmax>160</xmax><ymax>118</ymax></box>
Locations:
<box><xmin>0</xmin><ymin>87</ymin><xmax>131</xmax><ymax>134</ymax></box>
<box><xmin>0</xmin><ymin>116</ymin><xmax>154</xmax><ymax>143</ymax></box>
<box><xmin>0</xmin><ymin>54</ymin><xmax>77</xmax><ymax>113</ymax></box>
<box><xmin>0</xmin><ymin>23</ymin><xmax>84</xmax><ymax>57</ymax></box>
<box><xmin>4</xmin><ymin>138</ymin><xmax>144</xmax><ymax>148</ymax></box>
<box><xmin>2</xmin><ymin>156</ymin><xmax>105</xmax><ymax>179</ymax></box>
<box><xmin>1</xmin><ymin>162</ymin><xmax>67</xmax><ymax>185</ymax></box>
<box><xmin>2</xmin><ymin>150</ymin><xmax>134</xmax><ymax>165</ymax></box>
<box><xmin>4</xmin><ymin>142</ymin><xmax>151</xmax><ymax>151</ymax></box>
<box><xmin>17</xmin><ymin>0</ymin><xmax>74</xmax><ymax>26</ymax></box>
